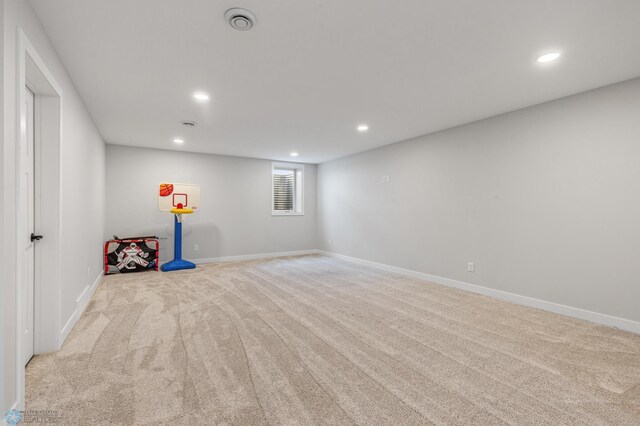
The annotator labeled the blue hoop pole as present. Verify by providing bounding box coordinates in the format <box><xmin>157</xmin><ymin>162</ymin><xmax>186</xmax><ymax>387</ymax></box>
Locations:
<box><xmin>160</xmin><ymin>214</ymin><xmax>195</xmax><ymax>272</ymax></box>
<box><xmin>174</xmin><ymin>215</ymin><xmax>182</xmax><ymax>260</ymax></box>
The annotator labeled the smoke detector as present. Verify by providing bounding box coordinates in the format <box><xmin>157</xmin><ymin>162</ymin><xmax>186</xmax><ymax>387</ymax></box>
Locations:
<box><xmin>225</xmin><ymin>8</ymin><xmax>256</xmax><ymax>31</ymax></box>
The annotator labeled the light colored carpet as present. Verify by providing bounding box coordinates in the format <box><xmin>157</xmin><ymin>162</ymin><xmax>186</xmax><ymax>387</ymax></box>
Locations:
<box><xmin>26</xmin><ymin>255</ymin><xmax>640</xmax><ymax>425</ymax></box>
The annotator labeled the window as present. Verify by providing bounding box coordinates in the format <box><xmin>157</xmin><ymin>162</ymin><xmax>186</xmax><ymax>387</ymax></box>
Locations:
<box><xmin>272</xmin><ymin>162</ymin><xmax>304</xmax><ymax>215</ymax></box>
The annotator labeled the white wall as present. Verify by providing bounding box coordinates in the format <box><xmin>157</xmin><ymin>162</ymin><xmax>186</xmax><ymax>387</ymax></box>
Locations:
<box><xmin>106</xmin><ymin>145</ymin><xmax>317</xmax><ymax>262</ymax></box>
<box><xmin>2</xmin><ymin>0</ymin><xmax>105</xmax><ymax>413</ymax></box>
<box><xmin>318</xmin><ymin>77</ymin><xmax>640</xmax><ymax>325</ymax></box>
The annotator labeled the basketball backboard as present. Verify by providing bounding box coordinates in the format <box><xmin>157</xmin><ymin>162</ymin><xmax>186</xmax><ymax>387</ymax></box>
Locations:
<box><xmin>158</xmin><ymin>183</ymin><xmax>200</xmax><ymax>212</ymax></box>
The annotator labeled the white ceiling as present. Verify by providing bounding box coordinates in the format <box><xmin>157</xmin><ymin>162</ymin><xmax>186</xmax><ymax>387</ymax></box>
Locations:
<box><xmin>30</xmin><ymin>0</ymin><xmax>640</xmax><ymax>164</ymax></box>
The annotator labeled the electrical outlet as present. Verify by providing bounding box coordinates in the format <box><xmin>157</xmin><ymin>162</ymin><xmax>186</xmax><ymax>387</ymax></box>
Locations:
<box><xmin>467</xmin><ymin>262</ymin><xmax>475</xmax><ymax>272</ymax></box>
<box><xmin>193</xmin><ymin>244</ymin><xmax>199</xmax><ymax>252</ymax></box>
<box><xmin>328</xmin><ymin>240</ymin><xmax>332</xmax><ymax>246</ymax></box>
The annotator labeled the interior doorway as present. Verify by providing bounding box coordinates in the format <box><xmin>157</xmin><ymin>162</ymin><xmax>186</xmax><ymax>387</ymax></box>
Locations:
<box><xmin>14</xmin><ymin>28</ymin><xmax>64</xmax><ymax>409</ymax></box>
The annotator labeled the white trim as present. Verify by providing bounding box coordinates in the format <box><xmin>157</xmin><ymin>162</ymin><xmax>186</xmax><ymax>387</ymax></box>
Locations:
<box><xmin>59</xmin><ymin>311</ymin><xmax>78</xmax><ymax>346</ymax></box>
<box><xmin>163</xmin><ymin>249</ymin><xmax>320</xmax><ymax>266</ymax></box>
<box><xmin>14</xmin><ymin>28</ymin><xmax>64</xmax><ymax>412</ymax></box>
<box><xmin>271</xmin><ymin>161</ymin><xmax>305</xmax><ymax>216</ymax></box>
<box><xmin>318</xmin><ymin>250</ymin><xmax>640</xmax><ymax>335</ymax></box>
<box><xmin>60</xmin><ymin>272</ymin><xmax>103</xmax><ymax>344</ymax></box>
<box><xmin>76</xmin><ymin>272</ymin><xmax>104</xmax><ymax>320</ymax></box>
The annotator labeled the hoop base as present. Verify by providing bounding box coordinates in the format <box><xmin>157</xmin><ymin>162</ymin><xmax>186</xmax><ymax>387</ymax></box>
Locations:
<box><xmin>161</xmin><ymin>258</ymin><xmax>196</xmax><ymax>272</ymax></box>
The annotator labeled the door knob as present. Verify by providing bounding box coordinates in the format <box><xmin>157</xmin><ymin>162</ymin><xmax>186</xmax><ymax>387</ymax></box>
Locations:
<box><xmin>30</xmin><ymin>233</ymin><xmax>43</xmax><ymax>242</ymax></box>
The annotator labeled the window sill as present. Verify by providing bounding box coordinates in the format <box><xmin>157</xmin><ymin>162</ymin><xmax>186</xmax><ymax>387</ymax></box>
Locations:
<box><xmin>271</xmin><ymin>212</ymin><xmax>305</xmax><ymax>216</ymax></box>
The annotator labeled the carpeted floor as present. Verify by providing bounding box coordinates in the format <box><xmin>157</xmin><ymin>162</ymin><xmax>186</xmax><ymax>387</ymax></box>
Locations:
<box><xmin>26</xmin><ymin>255</ymin><xmax>640</xmax><ymax>425</ymax></box>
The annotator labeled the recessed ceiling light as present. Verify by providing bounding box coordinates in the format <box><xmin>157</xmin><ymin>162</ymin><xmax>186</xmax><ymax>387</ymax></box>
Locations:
<box><xmin>290</xmin><ymin>152</ymin><xmax>299</xmax><ymax>157</ymax></box>
<box><xmin>225</xmin><ymin>8</ymin><xmax>256</xmax><ymax>31</ymax></box>
<box><xmin>193</xmin><ymin>92</ymin><xmax>210</xmax><ymax>102</ymax></box>
<box><xmin>536</xmin><ymin>52</ymin><xmax>561</xmax><ymax>63</ymax></box>
<box><xmin>357</xmin><ymin>124</ymin><xmax>369</xmax><ymax>132</ymax></box>
<box><xmin>173</xmin><ymin>138</ymin><xmax>184</xmax><ymax>144</ymax></box>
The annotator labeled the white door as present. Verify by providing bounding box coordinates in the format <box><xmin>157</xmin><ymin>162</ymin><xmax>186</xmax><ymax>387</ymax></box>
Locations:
<box><xmin>24</xmin><ymin>86</ymin><xmax>36</xmax><ymax>365</ymax></box>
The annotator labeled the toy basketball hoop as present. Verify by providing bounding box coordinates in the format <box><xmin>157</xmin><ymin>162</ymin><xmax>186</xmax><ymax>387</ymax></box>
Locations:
<box><xmin>158</xmin><ymin>183</ymin><xmax>200</xmax><ymax>272</ymax></box>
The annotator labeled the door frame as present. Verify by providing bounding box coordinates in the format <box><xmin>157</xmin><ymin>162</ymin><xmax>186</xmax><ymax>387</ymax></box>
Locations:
<box><xmin>14</xmin><ymin>28</ymin><xmax>63</xmax><ymax>409</ymax></box>
<box><xmin>24</xmin><ymin>85</ymin><xmax>35</xmax><ymax>366</ymax></box>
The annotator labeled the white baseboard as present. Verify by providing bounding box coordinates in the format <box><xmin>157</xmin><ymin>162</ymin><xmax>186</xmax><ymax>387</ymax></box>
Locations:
<box><xmin>169</xmin><ymin>249</ymin><xmax>320</xmax><ymax>265</ymax></box>
<box><xmin>77</xmin><ymin>271</ymin><xmax>103</xmax><ymax>315</ymax></box>
<box><xmin>72</xmin><ymin>250</ymin><xmax>640</xmax><ymax>335</ymax></box>
<box><xmin>318</xmin><ymin>250</ymin><xmax>640</xmax><ymax>335</ymax></box>
<box><xmin>60</xmin><ymin>272</ymin><xmax>104</xmax><ymax>345</ymax></box>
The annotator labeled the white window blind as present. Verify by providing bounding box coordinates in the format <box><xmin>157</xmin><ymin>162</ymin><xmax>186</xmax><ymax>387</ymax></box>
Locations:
<box><xmin>273</xmin><ymin>169</ymin><xmax>294</xmax><ymax>211</ymax></box>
